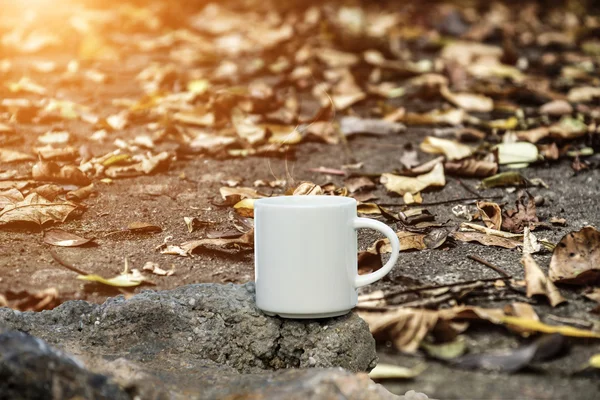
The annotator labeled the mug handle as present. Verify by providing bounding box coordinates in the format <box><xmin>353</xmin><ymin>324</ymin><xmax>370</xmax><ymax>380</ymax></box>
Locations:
<box><xmin>353</xmin><ymin>217</ymin><xmax>400</xmax><ymax>288</ymax></box>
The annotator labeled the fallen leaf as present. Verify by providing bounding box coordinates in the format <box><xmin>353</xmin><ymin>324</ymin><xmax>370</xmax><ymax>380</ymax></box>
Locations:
<box><xmin>403</xmin><ymin>192</ymin><xmax>422</xmax><ymax>205</ymax></box>
<box><xmin>550</xmin><ymin>217</ymin><xmax>567</xmax><ymax>226</ymax></box>
<box><xmin>104</xmin><ymin>152</ymin><xmax>170</xmax><ymax>178</ymax></box>
<box><xmin>78</xmin><ymin>260</ymin><xmax>151</xmax><ymax>288</ymax></box>
<box><xmin>32</xmin><ymin>160</ymin><xmax>91</xmax><ymax>186</ymax></box>
<box><xmin>499</xmin><ymin>316</ymin><xmax>600</xmax><ymax>338</ymax></box>
<box><xmin>43</xmin><ymin>229</ymin><xmax>93</xmax><ymax>247</ymax></box>
<box><xmin>0</xmin><ymin>288</ymin><xmax>61</xmax><ymax>311</ymax></box>
<box><xmin>0</xmin><ymin>188</ymin><xmax>24</xmax><ymax>209</ymax></box>
<box><xmin>420</xmin><ymin>336</ymin><xmax>467</xmax><ymax>360</ymax></box>
<box><xmin>440</xmin><ymin>86</ymin><xmax>493</xmax><ymax>112</ymax></box>
<box><xmin>549</xmin><ymin>226</ymin><xmax>600</xmax><ymax>285</ymax></box>
<box><xmin>332</xmin><ymin>92</ymin><xmax>366</xmax><ymax>111</ymax></box>
<box><xmin>480</xmin><ymin>171</ymin><xmax>528</xmax><ymax>189</ymax></box>
<box><xmin>142</xmin><ymin>261</ymin><xmax>174</xmax><ymax>276</ymax></box>
<box><xmin>177</xmin><ymin>230</ymin><xmax>254</xmax><ymax>255</ymax></box>
<box><xmin>476</xmin><ymin>201</ymin><xmax>502</xmax><ymax>230</ymax></box>
<box><xmin>344</xmin><ymin>176</ymin><xmax>375</xmax><ymax>193</ymax></box>
<box><xmin>38</xmin><ymin>131</ymin><xmax>70</xmax><ymax>145</ymax></box>
<box><xmin>539</xmin><ymin>100</ymin><xmax>573</xmax><ymax>116</ymax></box>
<box><xmin>549</xmin><ymin>116</ymin><xmax>588</xmax><ymax>140</ymax></box>
<box><xmin>293</xmin><ymin>182</ymin><xmax>323</xmax><ymax>195</ymax></box>
<box><xmin>515</xmin><ymin>127</ymin><xmax>550</xmax><ymax>143</ymax></box>
<box><xmin>220</xmin><ymin>187</ymin><xmax>264</xmax><ymax>205</ymax></box>
<box><xmin>567</xmin><ymin>86</ymin><xmax>600</xmax><ymax>103</ymax></box>
<box><xmin>522</xmin><ymin>254</ymin><xmax>566</xmax><ymax>307</ymax></box>
<box><xmin>66</xmin><ymin>184</ymin><xmax>96</xmax><ymax>202</ymax></box>
<box><xmin>502</xmin><ymin>192</ymin><xmax>539</xmax><ymax>234</ymax></box>
<box><xmin>0</xmin><ymin>149</ymin><xmax>35</xmax><ymax>163</ymax></box>
<box><xmin>420</xmin><ymin>136</ymin><xmax>473</xmax><ymax>161</ymax></box>
<box><xmin>339</xmin><ymin>116</ymin><xmax>405</xmax><ymax>136</ymax></box>
<box><xmin>371</xmin><ymin>231</ymin><xmax>427</xmax><ymax>253</ymax></box>
<box><xmin>233</xmin><ymin>199</ymin><xmax>255</xmax><ymax>218</ymax></box>
<box><xmin>523</xmin><ymin>227</ymin><xmax>542</xmax><ymax>255</ymax></box>
<box><xmin>0</xmin><ymin>193</ymin><xmax>77</xmax><ymax>226</ymax></box>
<box><xmin>381</xmin><ymin>162</ymin><xmax>445</xmax><ymax>195</ymax></box>
<box><xmin>444</xmin><ymin>159</ymin><xmax>498</xmax><ymax>178</ymax></box>
<box><xmin>368</xmin><ymin>363</ymin><xmax>426</xmax><ymax>380</ymax></box>
<box><xmin>453</xmin><ymin>334</ymin><xmax>566</xmax><ymax>372</ymax></box>
<box><xmin>404</xmin><ymin>108</ymin><xmax>465</xmax><ymax>126</ymax></box>
<box><xmin>452</xmin><ymin>231</ymin><xmax>522</xmax><ymax>249</ymax></box>
<box><xmin>495</xmin><ymin>142</ymin><xmax>539</xmax><ymax>168</ymax></box>
<box><xmin>127</xmin><ymin>222</ymin><xmax>162</xmax><ymax>233</ymax></box>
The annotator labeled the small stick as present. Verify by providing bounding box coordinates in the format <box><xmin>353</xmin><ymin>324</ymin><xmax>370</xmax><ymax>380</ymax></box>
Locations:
<box><xmin>468</xmin><ymin>255</ymin><xmax>511</xmax><ymax>278</ymax></box>
<box><xmin>50</xmin><ymin>249</ymin><xmax>88</xmax><ymax>275</ymax></box>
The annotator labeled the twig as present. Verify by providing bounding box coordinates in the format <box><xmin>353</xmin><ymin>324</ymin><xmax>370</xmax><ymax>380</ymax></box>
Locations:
<box><xmin>456</xmin><ymin>179</ymin><xmax>482</xmax><ymax>198</ymax></box>
<box><xmin>50</xmin><ymin>249</ymin><xmax>88</xmax><ymax>275</ymax></box>
<box><xmin>376</xmin><ymin>195</ymin><xmax>504</xmax><ymax>208</ymax></box>
<box><xmin>468</xmin><ymin>255</ymin><xmax>511</xmax><ymax>278</ymax></box>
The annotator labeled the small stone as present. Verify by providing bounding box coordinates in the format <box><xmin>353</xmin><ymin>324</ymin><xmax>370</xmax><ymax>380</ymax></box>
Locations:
<box><xmin>534</xmin><ymin>195</ymin><xmax>545</xmax><ymax>206</ymax></box>
<box><xmin>189</xmin><ymin>298</ymin><xmax>196</xmax><ymax>306</ymax></box>
<box><xmin>308</xmin><ymin>356</ymin><xmax>316</xmax><ymax>366</ymax></box>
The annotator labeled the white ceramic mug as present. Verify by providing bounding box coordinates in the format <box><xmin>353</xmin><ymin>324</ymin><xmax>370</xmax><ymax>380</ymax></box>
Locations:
<box><xmin>254</xmin><ymin>195</ymin><xmax>400</xmax><ymax>318</ymax></box>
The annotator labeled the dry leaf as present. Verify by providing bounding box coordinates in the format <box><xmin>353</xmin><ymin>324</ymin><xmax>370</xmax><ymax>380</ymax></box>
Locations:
<box><xmin>539</xmin><ymin>100</ymin><xmax>573</xmax><ymax>116</ymax></box>
<box><xmin>220</xmin><ymin>187</ymin><xmax>264</xmax><ymax>204</ymax></box>
<box><xmin>104</xmin><ymin>152</ymin><xmax>170</xmax><ymax>178</ymax></box>
<box><xmin>232</xmin><ymin>108</ymin><xmax>267</xmax><ymax>145</ymax></box>
<box><xmin>523</xmin><ymin>226</ymin><xmax>542</xmax><ymax>255</ymax></box>
<box><xmin>460</xmin><ymin>222</ymin><xmax>524</xmax><ymax>239</ymax></box>
<box><xmin>344</xmin><ymin>176</ymin><xmax>375</xmax><ymax>193</ymax></box>
<box><xmin>381</xmin><ymin>162</ymin><xmax>445</xmax><ymax>195</ymax></box>
<box><xmin>522</xmin><ymin>254</ymin><xmax>566</xmax><ymax>307</ymax></box>
<box><xmin>515</xmin><ymin>127</ymin><xmax>550</xmax><ymax>143</ymax></box>
<box><xmin>142</xmin><ymin>261</ymin><xmax>174</xmax><ymax>276</ymax></box>
<box><xmin>550</xmin><ymin>217</ymin><xmax>567</xmax><ymax>226</ymax></box>
<box><xmin>233</xmin><ymin>199</ymin><xmax>255</xmax><ymax>218</ymax></box>
<box><xmin>66</xmin><ymin>184</ymin><xmax>96</xmax><ymax>201</ymax></box>
<box><xmin>0</xmin><ymin>193</ymin><xmax>77</xmax><ymax>226</ymax></box>
<box><xmin>32</xmin><ymin>160</ymin><xmax>91</xmax><ymax>186</ymax></box>
<box><xmin>480</xmin><ymin>171</ymin><xmax>527</xmax><ymax>189</ymax></box>
<box><xmin>0</xmin><ymin>288</ymin><xmax>61</xmax><ymax>311</ymax></box>
<box><xmin>0</xmin><ymin>188</ymin><xmax>24</xmax><ymax>209</ymax></box>
<box><xmin>368</xmin><ymin>363</ymin><xmax>426</xmax><ymax>380</ymax></box>
<box><xmin>38</xmin><ymin>131</ymin><xmax>70</xmax><ymax>145</ymax></box>
<box><xmin>499</xmin><ymin>316</ymin><xmax>600</xmax><ymax>339</ymax></box>
<box><xmin>549</xmin><ymin>117</ymin><xmax>588</xmax><ymax>140</ymax></box>
<box><xmin>452</xmin><ymin>231</ymin><xmax>522</xmax><ymax>249</ymax></box>
<box><xmin>444</xmin><ymin>159</ymin><xmax>498</xmax><ymax>178</ymax></box>
<box><xmin>567</xmin><ymin>86</ymin><xmax>600</xmax><ymax>103</ymax></box>
<box><xmin>495</xmin><ymin>142</ymin><xmax>539</xmax><ymax>168</ymax></box>
<box><xmin>421</xmin><ymin>136</ymin><xmax>473</xmax><ymax>161</ymax></box>
<box><xmin>293</xmin><ymin>182</ymin><xmax>323</xmax><ymax>195</ymax></box>
<box><xmin>177</xmin><ymin>230</ymin><xmax>254</xmax><ymax>256</ymax></box>
<box><xmin>78</xmin><ymin>263</ymin><xmax>151</xmax><ymax>288</ymax></box>
<box><xmin>549</xmin><ymin>226</ymin><xmax>600</xmax><ymax>285</ymax></box>
<box><xmin>0</xmin><ymin>149</ymin><xmax>35</xmax><ymax>163</ymax></box>
<box><xmin>43</xmin><ymin>229</ymin><xmax>93</xmax><ymax>247</ymax></box>
<box><xmin>128</xmin><ymin>222</ymin><xmax>162</xmax><ymax>233</ymax></box>
<box><xmin>339</xmin><ymin>116</ymin><xmax>405</xmax><ymax>136</ymax></box>
<box><xmin>404</xmin><ymin>108</ymin><xmax>465</xmax><ymax>126</ymax></box>
<box><xmin>502</xmin><ymin>192</ymin><xmax>539</xmax><ymax>234</ymax></box>
<box><xmin>476</xmin><ymin>201</ymin><xmax>502</xmax><ymax>230</ymax></box>
<box><xmin>440</xmin><ymin>86</ymin><xmax>493</xmax><ymax>112</ymax></box>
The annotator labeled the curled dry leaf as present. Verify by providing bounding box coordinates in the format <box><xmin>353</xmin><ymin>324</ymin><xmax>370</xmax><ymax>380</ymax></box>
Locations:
<box><xmin>476</xmin><ymin>201</ymin><xmax>502</xmax><ymax>230</ymax></box>
<box><xmin>381</xmin><ymin>162</ymin><xmax>445</xmax><ymax>195</ymax></box>
<box><xmin>480</xmin><ymin>171</ymin><xmax>527</xmax><ymax>189</ymax></box>
<box><xmin>43</xmin><ymin>229</ymin><xmax>93</xmax><ymax>247</ymax></box>
<box><xmin>444</xmin><ymin>159</ymin><xmax>498</xmax><ymax>178</ymax></box>
<box><xmin>220</xmin><ymin>187</ymin><xmax>264</xmax><ymax>204</ymax></box>
<box><xmin>421</xmin><ymin>136</ymin><xmax>473</xmax><ymax>161</ymax></box>
<box><xmin>344</xmin><ymin>176</ymin><xmax>375</xmax><ymax>193</ymax></box>
<box><xmin>339</xmin><ymin>116</ymin><xmax>405</xmax><ymax>136</ymax></box>
<box><xmin>502</xmin><ymin>192</ymin><xmax>539</xmax><ymax>234</ymax></box>
<box><xmin>169</xmin><ymin>230</ymin><xmax>254</xmax><ymax>256</ymax></box>
<box><xmin>32</xmin><ymin>160</ymin><xmax>91</xmax><ymax>186</ymax></box>
<box><xmin>522</xmin><ymin>254</ymin><xmax>566</xmax><ymax>307</ymax></box>
<box><xmin>452</xmin><ymin>231</ymin><xmax>522</xmax><ymax>249</ymax></box>
<box><xmin>293</xmin><ymin>182</ymin><xmax>323</xmax><ymax>196</ymax></box>
<box><xmin>549</xmin><ymin>226</ymin><xmax>600</xmax><ymax>285</ymax></box>
<box><xmin>0</xmin><ymin>193</ymin><xmax>77</xmax><ymax>226</ymax></box>
<box><xmin>66</xmin><ymin>183</ymin><xmax>96</xmax><ymax>201</ymax></box>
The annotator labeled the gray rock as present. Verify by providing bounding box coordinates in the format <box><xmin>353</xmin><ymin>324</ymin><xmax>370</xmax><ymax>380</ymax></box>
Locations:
<box><xmin>0</xmin><ymin>283</ymin><xmax>377</xmax><ymax>373</ymax></box>
<box><xmin>0</xmin><ymin>283</ymin><xmax>391</xmax><ymax>399</ymax></box>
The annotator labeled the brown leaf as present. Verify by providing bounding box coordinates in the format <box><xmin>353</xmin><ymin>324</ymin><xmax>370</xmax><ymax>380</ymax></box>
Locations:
<box><xmin>539</xmin><ymin>100</ymin><xmax>573</xmax><ymax>116</ymax></box>
<box><xmin>0</xmin><ymin>288</ymin><xmax>61</xmax><ymax>311</ymax></box>
<box><xmin>219</xmin><ymin>187</ymin><xmax>264</xmax><ymax>205</ymax></box>
<box><xmin>549</xmin><ymin>226</ymin><xmax>600</xmax><ymax>285</ymax></box>
<box><xmin>440</xmin><ymin>86</ymin><xmax>493</xmax><ymax>112</ymax></box>
<box><xmin>232</xmin><ymin>108</ymin><xmax>267</xmax><ymax>145</ymax></box>
<box><xmin>0</xmin><ymin>193</ymin><xmax>77</xmax><ymax>226</ymax></box>
<box><xmin>178</xmin><ymin>230</ymin><xmax>254</xmax><ymax>255</ymax></box>
<box><xmin>104</xmin><ymin>152</ymin><xmax>170</xmax><ymax>178</ymax></box>
<box><xmin>452</xmin><ymin>231</ymin><xmax>522</xmax><ymax>249</ymax></box>
<box><xmin>501</xmin><ymin>192</ymin><xmax>539</xmax><ymax>234</ymax></box>
<box><xmin>404</xmin><ymin>108</ymin><xmax>465</xmax><ymax>126</ymax></box>
<box><xmin>43</xmin><ymin>229</ymin><xmax>93</xmax><ymax>247</ymax></box>
<box><xmin>293</xmin><ymin>182</ymin><xmax>323</xmax><ymax>196</ymax></box>
<box><xmin>339</xmin><ymin>117</ymin><xmax>405</xmax><ymax>136</ymax></box>
<box><xmin>515</xmin><ymin>127</ymin><xmax>550</xmax><ymax>143</ymax></box>
<box><xmin>344</xmin><ymin>176</ymin><xmax>375</xmax><ymax>193</ymax></box>
<box><xmin>128</xmin><ymin>222</ymin><xmax>162</xmax><ymax>233</ymax></box>
<box><xmin>476</xmin><ymin>201</ymin><xmax>502</xmax><ymax>230</ymax></box>
<box><xmin>66</xmin><ymin>184</ymin><xmax>96</xmax><ymax>201</ymax></box>
<box><xmin>32</xmin><ymin>160</ymin><xmax>91</xmax><ymax>186</ymax></box>
<box><xmin>0</xmin><ymin>188</ymin><xmax>24</xmax><ymax>209</ymax></box>
<box><xmin>522</xmin><ymin>254</ymin><xmax>566</xmax><ymax>307</ymax></box>
<box><xmin>444</xmin><ymin>159</ymin><xmax>498</xmax><ymax>178</ymax></box>
<box><xmin>420</xmin><ymin>136</ymin><xmax>473</xmax><ymax>161</ymax></box>
<box><xmin>381</xmin><ymin>162</ymin><xmax>446</xmax><ymax>195</ymax></box>
<box><xmin>0</xmin><ymin>148</ymin><xmax>35</xmax><ymax>163</ymax></box>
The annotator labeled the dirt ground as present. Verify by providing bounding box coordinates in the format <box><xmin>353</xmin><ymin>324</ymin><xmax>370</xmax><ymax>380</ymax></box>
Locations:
<box><xmin>1</xmin><ymin>0</ymin><xmax>600</xmax><ymax>399</ymax></box>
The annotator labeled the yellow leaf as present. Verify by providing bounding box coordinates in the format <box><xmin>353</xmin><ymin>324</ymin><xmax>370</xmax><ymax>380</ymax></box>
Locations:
<box><xmin>499</xmin><ymin>316</ymin><xmax>600</xmax><ymax>338</ymax></box>
<box><xmin>234</xmin><ymin>198</ymin><xmax>255</xmax><ymax>217</ymax></box>
<box><xmin>381</xmin><ymin>162</ymin><xmax>445</xmax><ymax>195</ymax></box>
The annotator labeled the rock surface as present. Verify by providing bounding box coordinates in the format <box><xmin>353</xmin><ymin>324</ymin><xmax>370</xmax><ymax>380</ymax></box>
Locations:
<box><xmin>0</xmin><ymin>283</ymin><xmax>391</xmax><ymax>399</ymax></box>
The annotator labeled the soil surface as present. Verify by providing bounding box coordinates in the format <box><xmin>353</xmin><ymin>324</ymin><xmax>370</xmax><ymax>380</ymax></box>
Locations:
<box><xmin>1</xmin><ymin>0</ymin><xmax>600</xmax><ymax>399</ymax></box>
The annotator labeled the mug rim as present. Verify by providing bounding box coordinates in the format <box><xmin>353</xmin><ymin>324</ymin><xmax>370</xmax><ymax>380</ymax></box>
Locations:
<box><xmin>254</xmin><ymin>195</ymin><xmax>356</xmax><ymax>208</ymax></box>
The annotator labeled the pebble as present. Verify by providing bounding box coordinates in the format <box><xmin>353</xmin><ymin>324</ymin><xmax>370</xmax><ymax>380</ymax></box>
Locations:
<box><xmin>189</xmin><ymin>298</ymin><xmax>196</xmax><ymax>306</ymax></box>
<box><xmin>534</xmin><ymin>195</ymin><xmax>545</xmax><ymax>206</ymax></box>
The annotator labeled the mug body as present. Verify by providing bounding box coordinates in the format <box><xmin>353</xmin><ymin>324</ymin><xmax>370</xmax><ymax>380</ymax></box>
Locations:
<box><xmin>254</xmin><ymin>196</ymin><xmax>358</xmax><ymax>318</ymax></box>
